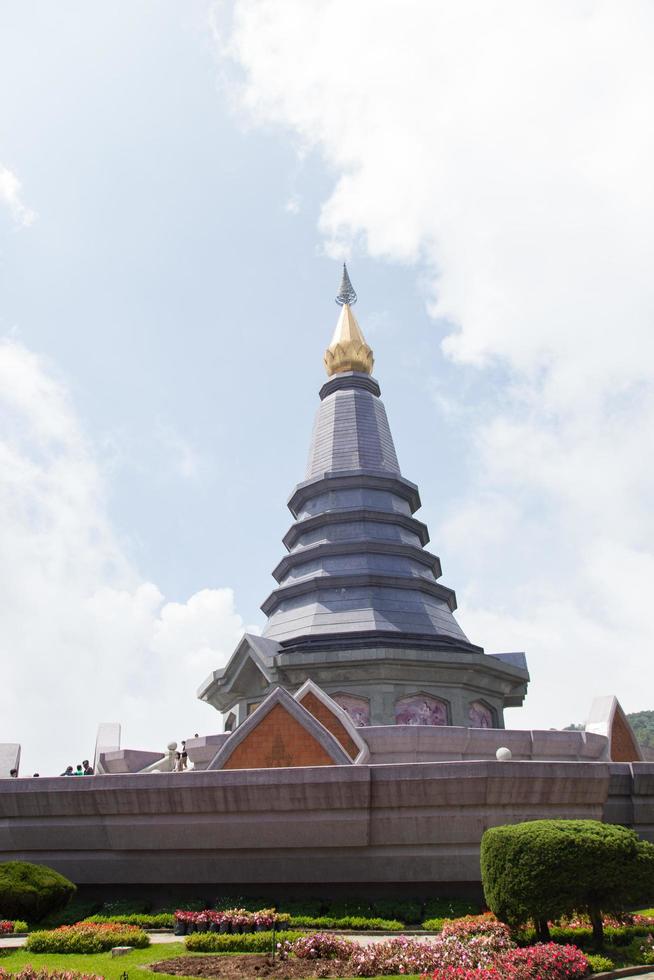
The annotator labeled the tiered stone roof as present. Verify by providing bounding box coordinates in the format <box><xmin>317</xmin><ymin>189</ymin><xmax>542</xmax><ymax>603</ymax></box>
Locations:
<box><xmin>262</xmin><ymin>299</ymin><xmax>470</xmax><ymax>649</ymax></box>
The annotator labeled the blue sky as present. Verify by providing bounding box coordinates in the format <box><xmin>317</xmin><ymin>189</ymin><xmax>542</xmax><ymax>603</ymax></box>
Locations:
<box><xmin>1</xmin><ymin>1</ymin><xmax>653</xmax><ymax>774</ymax></box>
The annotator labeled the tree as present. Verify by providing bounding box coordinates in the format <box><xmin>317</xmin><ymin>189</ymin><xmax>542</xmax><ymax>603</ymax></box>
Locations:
<box><xmin>628</xmin><ymin>710</ymin><xmax>654</xmax><ymax>750</ymax></box>
<box><xmin>481</xmin><ymin>819</ymin><xmax>654</xmax><ymax>947</ymax></box>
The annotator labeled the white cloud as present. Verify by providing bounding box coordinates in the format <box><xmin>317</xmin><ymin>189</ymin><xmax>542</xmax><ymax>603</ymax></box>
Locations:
<box><xmin>0</xmin><ymin>164</ymin><xmax>35</xmax><ymax>227</ymax></box>
<box><xmin>0</xmin><ymin>340</ymin><xmax>244</xmax><ymax>775</ymax></box>
<box><xmin>220</xmin><ymin>0</ymin><xmax>654</xmax><ymax>725</ymax></box>
<box><xmin>155</xmin><ymin>421</ymin><xmax>207</xmax><ymax>481</ymax></box>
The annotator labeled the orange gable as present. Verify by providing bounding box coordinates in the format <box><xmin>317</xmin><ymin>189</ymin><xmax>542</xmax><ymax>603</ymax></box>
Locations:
<box><xmin>610</xmin><ymin>709</ymin><xmax>642</xmax><ymax>762</ymax></box>
<box><xmin>222</xmin><ymin>702</ymin><xmax>336</xmax><ymax>770</ymax></box>
<box><xmin>298</xmin><ymin>691</ymin><xmax>359</xmax><ymax>760</ymax></box>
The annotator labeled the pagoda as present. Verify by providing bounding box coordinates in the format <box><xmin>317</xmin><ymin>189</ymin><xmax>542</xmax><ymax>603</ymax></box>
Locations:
<box><xmin>199</xmin><ymin>267</ymin><xmax>529</xmax><ymax>730</ymax></box>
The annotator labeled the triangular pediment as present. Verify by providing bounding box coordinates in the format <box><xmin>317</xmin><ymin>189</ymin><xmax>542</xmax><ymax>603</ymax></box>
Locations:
<box><xmin>586</xmin><ymin>695</ymin><xmax>643</xmax><ymax>762</ymax></box>
<box><xmin>198</xmin><ymin>633</ymin><xmax>279</xmax><ymax>711</ymax></box>
<box><xmin>294</xmin><ymin>680</ymin><xmax>369</xmax><ymax>763</ymax></box>
<box><xmin>208</xmin><ymin>687</ymin><xmax>353</xmax><ymax>770</ymax></box>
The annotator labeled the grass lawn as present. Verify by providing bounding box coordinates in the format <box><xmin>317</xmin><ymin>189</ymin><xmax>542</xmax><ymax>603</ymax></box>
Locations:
<box><xmin>0</xmin><ymin>944</ymin><xmax>415</xmax><ymax>980</ymax></box>
<box><xmin>0</xmin><ymin>943</ymin><xmax>196</xmax><ymax>980</ymax></box>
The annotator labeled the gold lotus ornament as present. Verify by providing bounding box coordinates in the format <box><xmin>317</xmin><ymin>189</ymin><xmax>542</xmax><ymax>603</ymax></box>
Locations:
<box><xmin>324</xmin><ymin>302</ymin><xmax>374</xmax><ymax>376</ymax></box>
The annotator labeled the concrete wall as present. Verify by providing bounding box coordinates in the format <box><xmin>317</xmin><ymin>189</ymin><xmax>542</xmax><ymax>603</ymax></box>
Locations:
<box><xmin>0</xmin><ymin>759</ymin><xmax>629</xmax><ymax>886</ymax></box>
<box><xmin>361</xmin><ymin>726</ymin><xmax>610</xmax><ymax>764</ymax></box>
<box><xmin>100</xmin><ymin>750</ymin><xmax>166</xmax><ymax>774</ymax></box>
<box><xmin>187</xmin><ymin>726</ymin><xmax>610</xmax><ymax>771</ymax></box>
<box><xmin>604</xmin><ymin>763</ymin><xmax>654</xmax><ymax>843</ymax></box>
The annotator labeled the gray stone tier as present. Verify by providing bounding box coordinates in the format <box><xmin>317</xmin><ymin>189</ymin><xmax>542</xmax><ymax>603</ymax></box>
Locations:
<box><xmin>262</xmin><ymin>371</ymin><xmax>469</xmax><ymax>647</ymax></box>
<box><xmin>306</xmin><ymin>373</ymin><xmax>399</xmax><ymax>477</ymax></box>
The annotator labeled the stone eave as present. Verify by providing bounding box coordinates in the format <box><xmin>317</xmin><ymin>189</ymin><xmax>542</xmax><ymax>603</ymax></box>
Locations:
<box><xmin>282</xmin><ymin>508</ymin><xmax>430</xmax><ymax>551</ymax></box>
<box><xmin>288</xmin><ymin>471</ymin><xmax>421</xmax><ymax>518</ymax></box>
<box><xmin>277</xmin><ymin>629</ymin><xmax>483</xmax><ymax>655</ymax></box>
<box><xmin>261</xmin><ymin>573</ymin><xmax>458</xmax><ymax>617</ymax></box>
<box><xmin>274</xmin><ymin>642</ymin><xmax>527</xmax><ymax>677</ymax></box>
<box><xmin>272</xmin><ymin>539</ymin><xmax>443</xmax><ymax>584</ymax></box>
<box><xmin>201</xmin><ymin>642</ymin><xmax>529</xmax><ymax>713</ymax></box>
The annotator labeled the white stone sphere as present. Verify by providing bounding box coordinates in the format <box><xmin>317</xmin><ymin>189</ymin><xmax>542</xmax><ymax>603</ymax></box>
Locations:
<box><xmin>496</xmin><ymin>747</ymin><xmax>512</xmax><ymax>761</ymax></box>
<box><xmin>167</xmin><ymin>741</ymin><xmax>177</xmax><ymax>752</ymax></box>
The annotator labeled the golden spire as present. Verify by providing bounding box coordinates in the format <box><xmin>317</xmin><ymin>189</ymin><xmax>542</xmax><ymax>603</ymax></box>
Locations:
<box><xmin>324</xmin><ymin>265</ymin><xmax>374</xmax><ymax>376</ymax></box>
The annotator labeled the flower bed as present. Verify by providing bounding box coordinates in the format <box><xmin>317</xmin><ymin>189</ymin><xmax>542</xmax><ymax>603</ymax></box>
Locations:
<box><xmin>289</xmin><ymin>934</ymin><xmax>355</xmax><ymax>960</ymax></box>
<box><xmin>274</xmin><ymin>931</ymin><xmax>590</xmax><ymax>978</ymax></box>
<box><xmin>565</xmin><ymin>912</ymin><xmax>654</xmax><ymax>929</ymax></box>
<box><xmin>519</xmin><ymin>916</ymin><xmax>654</xmax><ymax>948</ymax></box>
<box><xmin>440</xmin><ymin>914</ymin><xmax>510</xmax><ymax>939</ymax></box>
<box><xmin>25</xmin><ymin>922</ymin><xmax>150</xmax><ymax>953</ymax></box>
<box><xmin>0</xmin><ymin>920</ymin><xmax>31</xmax><ymax>935</ymax></box>
<box><xmin>500</xmin><ymin>943</ymin><xmax>590</xmax><ymax>978</ymax></box>
<box><xmin>345</xmin><ymin>933</ymin><xmax>514</xmax><ymax>976</ymax></box>
<box><xmin>0</xmin><ymin>970</ymin><xmax>103</xmax><ymax>980</ymax></box>
<box><xmin>175</xmin><ymin>908</ymin><xmax>290</xmax><ymax>935</ymax></box>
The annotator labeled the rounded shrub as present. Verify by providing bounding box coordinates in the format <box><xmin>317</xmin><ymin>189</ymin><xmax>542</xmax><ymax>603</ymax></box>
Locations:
<box><xmin>0</xmin><ymin>862</ymin><xmax>76</xmax><ymax>923</ymax></box>
<box><xmin>481</xmin><ymin>819</ymin><xmax>654</xmax><ymax>946</ymax></box>
<box><xmin>586</xmin><ymin>953</ymin><xmax>615</xmax><ymax>972</ymax></box>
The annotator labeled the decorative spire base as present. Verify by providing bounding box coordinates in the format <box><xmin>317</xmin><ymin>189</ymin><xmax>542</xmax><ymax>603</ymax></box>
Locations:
<box><xmin>324</xmin><ymin>303</ymin><xmax>374</xmax><ymax>376</ymax></box>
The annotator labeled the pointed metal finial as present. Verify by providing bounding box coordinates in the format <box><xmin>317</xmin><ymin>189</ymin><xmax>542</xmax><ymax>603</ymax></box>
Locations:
<box><xmin>335</xmin><ymin>263</ymin><xmax>357</xmax><ymax>306</ymax></box>
<box><xmin>325</xmin><ymin>267</ymin><xmax>373</xmax><ymax>376</ymax></box>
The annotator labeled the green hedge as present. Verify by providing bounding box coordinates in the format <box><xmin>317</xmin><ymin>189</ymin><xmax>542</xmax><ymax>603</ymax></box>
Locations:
<box><xmin>185</xmin><ymin>930</ymin><xmax>304</xmax><ymax>952</ymax></box>
<box><xmin>86</xmin><ymin>910</ymin><xmax>402</xmax><ymax>931</ymax></box>
<box><xmin>518</xmin><ymin>923</ymin><xmax>654</xmax><ymax>948</ymax></box>
<box><xmin>287</xmin><ymin>915</ymin><xmax>403</xmax><ymax>930</ymax></box>
<box><xmin>26</xmin><ymin>927</ymin><xmax>150</xmax><ymax>953</ymax></box>
<box><xmin>422</xmin><ymin>918</ymin><xmax>447</xmax><ymax>932</ymax></box>
<box><xmin>85</xmin><ymin>913</ymin><xmax>175</xmax><ymax>928</ymax></box>
<box><xmin>0</xmin><ymin>862</ymin><xmax>76</xmax><ymax>923</ymax></box>
<box><xmin>423</xmin><ymin>898</ymin><xmax>478</xmax><ymax>921</ymax></box>
<box><xmin>100</xmin><ymin>898</ymin><xmax>152</xmax><ymax>915</ymax></box>
<box><xmin>209</xmin><ymin>895</ymin><xmax>474</xmax><ymax>925</ymax></box>
<box><xmin>370</xmin><ymin>900</ymin><xmax>423</xmax><ymax>923</ymax></box>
